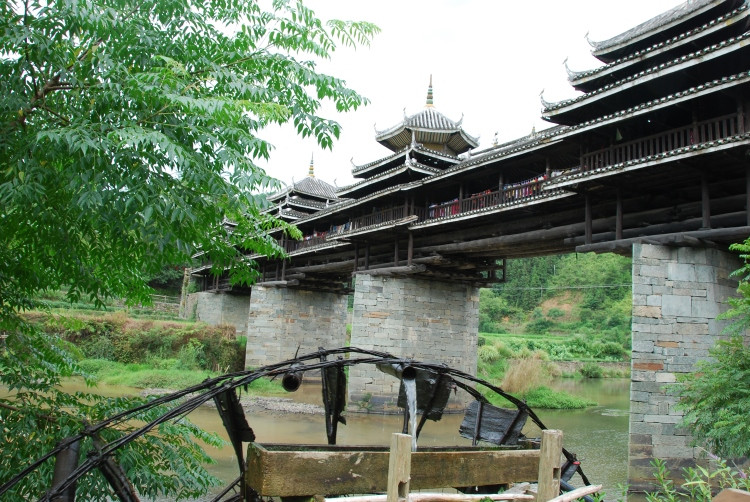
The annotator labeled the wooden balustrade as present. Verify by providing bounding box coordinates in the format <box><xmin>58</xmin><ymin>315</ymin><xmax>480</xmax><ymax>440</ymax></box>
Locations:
<box><xmin>582</xmin><ymin>113</ymin><xmax>740</xmax><ymax>171</ymax></box>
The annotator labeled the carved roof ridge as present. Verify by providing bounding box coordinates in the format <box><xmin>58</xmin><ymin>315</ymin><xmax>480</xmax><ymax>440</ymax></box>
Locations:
<box><xmin>567</xmin><ymin>5</ymin><xmax>748</xmax><ymax>83</ymax></box>
<box><xmin>543</xmin><ymin>31</ymin><xmax>750</xmax><ymax>113</ymax></box>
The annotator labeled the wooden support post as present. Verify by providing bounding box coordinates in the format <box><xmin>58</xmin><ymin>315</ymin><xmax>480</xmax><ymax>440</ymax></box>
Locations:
<box><xmin>394</xmin><ymin>238</ymin><xmax>399</xmax><ymax>267</ymax></box>
<box><xmin>536</xmin><ymin>430</ymin><xmax>563</xmax><ymax>502</ymax></box>
<box><xmin>616</xmin><ymin>188</ymin><xmax>623</xmax><ymax>241</ymax></box>
<box><xmin>701</xmin><ymin>172</ymin><xmax>711</xmax><ymax>229</ymax></box>
<box><xmin>746</xmin><ymin>166</ymin><xmax>750</xmax><ymax>227</ymax></box>
<box><xmin>499</xmin><ymin>173</ymin><xmax>504</xmax><ymax>202</ymax></box>
<box><xmin>365</xmin><ymin>244</ymin><xmax>370</xmax><ymax>270</ymax></box>
<box><xmin>387</xmin><ymin>433</ymin><xmax>412</xmax><ymax>502</ymax></box>
<box><xmin>584</xmin><ymin>194</ymin><xmax>592</xmax><ymax>245</ymax></box>
<box><xmin>354</xmin><ymin>243</ymin><xmax>359</xmax><ymax>272</ymax></box>
<box><xmin>407</xmin><ymin>232</ymin><xmax>414</xmax><ymax>266</ymax></box>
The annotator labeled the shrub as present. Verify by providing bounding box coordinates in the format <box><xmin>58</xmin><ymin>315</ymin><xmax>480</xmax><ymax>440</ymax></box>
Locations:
<box><xmin>477</xmin><ymin>344</ymin><xmax>500</xmax><ymax>363</ymax></box>
<box><xmin>580</xmin><ymin>362</ymin><xmax>603</xmax><ymax>378</ymax></box>
<box><xmin>502</xmin><ymin>356</ymin><xmax>549</xmax><ymax>393</ymax></box>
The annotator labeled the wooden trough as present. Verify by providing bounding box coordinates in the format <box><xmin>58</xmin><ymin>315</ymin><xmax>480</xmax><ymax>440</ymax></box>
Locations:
<box><xmin>246</xmin><ymin>442</ymin><xmax>541</xmax><ymax>498</ymax></box>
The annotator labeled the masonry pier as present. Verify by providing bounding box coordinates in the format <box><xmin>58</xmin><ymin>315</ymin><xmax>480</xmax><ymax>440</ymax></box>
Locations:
<box><xmin>244</xmin><ymin>286</ymin><xmax>349</xmax><ymax>369</ymax></box>
<box><xmin>348</xmin><ymin>274</ymin><xmax>479</xmax><ymax>411</ymax></box>
<box><xmin>628</xmin><ymin>243</ymin><xmax>747</xmax><ymax>490</ymax></box>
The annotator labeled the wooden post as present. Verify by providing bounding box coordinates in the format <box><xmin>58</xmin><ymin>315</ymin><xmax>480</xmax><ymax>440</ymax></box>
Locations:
<box><xmin>387</xmin><ymin>433</ymin><xmax>412</xmax><ymax>502</ymax></box>
<box><xmin>407</xmin><ymin>232</ymin><xmax>414</xmax><ymax>266</ymax></box>
<box><xmin>701</xmin><ymin>172</ymin><xmax>711</xmax><ymax>229</ymax></box>
<box><xmin>615</xmin><ymin>188</ymin><xmax>623</xmax><ymax>241</ymax></box>
<box><xmin>584</xmin><ymin>194</ymin><xmax>592</xmax><ymax>245</ymax></box>
<box><xmin>536</xmin><ymin>430</ymin><xmax>563</xmax><ymax>502</ymax></box>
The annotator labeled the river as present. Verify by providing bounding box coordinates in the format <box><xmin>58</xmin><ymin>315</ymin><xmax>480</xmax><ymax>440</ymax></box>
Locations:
<box><xmin>30</xmin><ymin>377</ymin><xmax>630</xmax><ymax>500</ymax></box>
<box><xmin>178</xmin><ymin>377</ymin><xmax>630</xmax><ymax>499</ymax></box>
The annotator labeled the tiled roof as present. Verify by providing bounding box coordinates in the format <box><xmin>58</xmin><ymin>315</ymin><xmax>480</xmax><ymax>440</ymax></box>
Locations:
<box><xmin>543</xmin><ymin>31</ymin><xmax>750</xmax><ymax>113</ymax></box>
<box><xmin>589</xmin><ymin>0</ymin><xmax>719</xmax><ymax>53</ymax></box>
<box><xmin>375</xmin><ymin>107</ymin><xmax>479</xmax><ymax>153</ymax></box>
<box><xmin>567</xmin><ymin>5</ymin><xmax>748</xmax><ymax>83</ymax></box>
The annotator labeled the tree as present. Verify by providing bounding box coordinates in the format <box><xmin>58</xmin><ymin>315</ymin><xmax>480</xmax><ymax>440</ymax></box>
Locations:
<box><xmin>674</xmin><ymin>238</ymin><xmax>750</xmax><ymax>458</ymax></box>
<box><xmin>0</xmin><ymin>0</ymin><xmax>378</xmax><ymax>498</ymax></box>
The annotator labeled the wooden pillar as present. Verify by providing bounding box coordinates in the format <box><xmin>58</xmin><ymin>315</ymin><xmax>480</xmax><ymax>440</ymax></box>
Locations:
<box><xmin>584</xmin><ymin>193</ymin><xmax>592</xmax><ymax>245</ymax></box>
<box><xmin>701</xmin><ymin>172</ymin><xmax>711</xmax><ymax>229</ymax></box>
<box><xmin>740</xmin><ymin>103</ymin><xmax>747</xmax><ymax>133</ymax></box>
<box><xmin>365</xmin><ymin>244</ymin><xmax>370</xmax><ymax>270</ymax></box>
<box><xmin>394</xmin><ymin>238</ymin><xmax>399</xmax><ymax>267</ymax></box>
<box><xmin>536</xmin><ymin>430</ymin><xmax>563</xmax><ymax>502</ymax></box>
<box><xmin>387</xmin><ymin>433</ymin><xmax>412</xmax><ymax>502</ymax></box>
<box><xmin>746</xmin><ymin>166</ymin><xmax>750</xmax><ymax>227</ymax></box>
<box><xmin>545</xmin><ymin>158</ymin><xmax>551</xmax><ymax>179</ymax></box>
<box><xmin>616</xmin><ymin>188</ymin><xmax>623</xmax><ymax>241</ymax></box>
<box><xmin>498</xmin><ymin>173</ymin><xmax>504</xmax><ymax>202</ymax></box>
<box><xmin>407</xmin><ymin>232</ymin><xmax>413</xmax><ymax>266</ymax></box>
<box><xmin>281</xmin><ymin>259</ymin><xmax>287</xmax><ymax>281</ymax></box>
<box><xmin>354</xmin><ymin>243</ymin><xmax>359</xmax><ymax>272</ymax></box>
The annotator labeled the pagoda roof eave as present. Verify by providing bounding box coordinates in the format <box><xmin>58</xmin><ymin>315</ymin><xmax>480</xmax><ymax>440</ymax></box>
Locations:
<box><xmin>568</xmin><ymin>5</ymin><xmax>750</xmax><ymax>88</ymax></box>
<box><xmin>352</xmin><ymin>145</ymin><xmax>460</xmax><ymax>177</ymax></box>
<box><xmin>337</xmin><ymin>162</ymin><xmax>441</xmax><ymax>198</ymax></box>
<box><xmin>589</xmin><ymin>0</ymin><xmax>724</xmax><ymax>62</ymax></box>
<box><xmin>543</xmin><ymin>31</ymin><xmax>750</xmax><ymax>123</ymax></box>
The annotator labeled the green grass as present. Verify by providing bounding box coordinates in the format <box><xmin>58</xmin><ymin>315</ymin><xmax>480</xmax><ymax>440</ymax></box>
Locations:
<box><xmin>480</xmin><ymin>385</ymin><xmax>596</xmax><ymax>409</ymax></box>
<box><xmin>77</xmin><ymin>358</ymin><xmax>287</xmax><ymax>394</ymax></box>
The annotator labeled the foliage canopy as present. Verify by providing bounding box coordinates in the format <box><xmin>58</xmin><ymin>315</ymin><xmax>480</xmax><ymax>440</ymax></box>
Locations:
<box><xmin>0</xmin><ymin>0</ymin><xmax>378</xmax><ymax>498</ymax></box>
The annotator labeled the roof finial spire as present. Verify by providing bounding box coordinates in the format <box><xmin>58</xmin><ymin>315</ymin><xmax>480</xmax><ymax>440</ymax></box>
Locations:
<box><xmin>425</xmin><ymin>74</ymin><xmax>434</xmax><ymax>108</ymax></box>
<box><xmin>308</xmin><ymin>153</ymin><xmax>314</xmax><ymax>177</ymax></box>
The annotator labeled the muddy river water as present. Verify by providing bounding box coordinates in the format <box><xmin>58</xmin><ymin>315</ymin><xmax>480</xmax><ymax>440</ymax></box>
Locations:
<box><xmin>50</xmin><ymin>377</ymin><xmax>630</xmax><ymax>499</ymax></box>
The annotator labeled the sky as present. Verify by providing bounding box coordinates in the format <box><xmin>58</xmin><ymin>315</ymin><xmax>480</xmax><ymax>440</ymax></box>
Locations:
<box><xmin>256</xmin><ymin>0</ymin><xmax>681</xmax><ymax>190</ymax></box>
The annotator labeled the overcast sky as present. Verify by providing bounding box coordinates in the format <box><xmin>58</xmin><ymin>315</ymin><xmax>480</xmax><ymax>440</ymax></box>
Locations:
<box><xmin>257</xmin><ymin>0</ymin><xmax>681</xmax><ymax>189</ymax></box>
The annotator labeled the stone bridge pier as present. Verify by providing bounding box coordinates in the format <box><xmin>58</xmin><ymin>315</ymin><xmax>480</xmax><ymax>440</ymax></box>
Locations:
<box><xmin>347</xmin><ymin>273</ymin><xmax>479</xmax><ymax>412</ymax></box>
<box><xmin>243</xmin><ymin>286</ymin><xmax>349</xmax><ymax>369</ymax></box>
<box><xmin>628</xmin><ymin>243</ymin><xmax>746</xmax><ymax>491</ymax></box>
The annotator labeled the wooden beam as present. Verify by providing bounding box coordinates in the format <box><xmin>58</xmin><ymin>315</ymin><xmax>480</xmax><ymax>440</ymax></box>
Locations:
<box><xmin>354</xmin><ymin>265</ymin><xmax>426</xmax><ymax>277</ymax></box>
<box><xmin>576</xmin><ymin>227</ymin><xmax>750</xmax><ymax>253</ymax></box>
<box><xmin>254</xmin><ymin>280</ymin><xmax>299</xmax><ymax>287</ymax></box>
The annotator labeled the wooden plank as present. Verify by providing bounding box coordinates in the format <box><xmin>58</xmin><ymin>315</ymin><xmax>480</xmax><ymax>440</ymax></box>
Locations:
<box><xmin>536</xmin><ymin>430</ymin><xmax>563</xmax><ymax>502</ymax></box>
<box><xmin>459</xmin><ymin>401</ymin><xmax>527</xmax><ymax>445</ymax></box>
<box><xmin>387</xmin><ymin>434</ymin><xmax>411</xmax><ymax>502</ymax></box>
<box><xmin>328</xmin><ymin>493</ymin><xmax>535</xmax><ymax>502</ymax></box>
<box><xmin>246</xmin><ymin>443</ymin><xmax>540</xmax><ymax>497</ymax></box>
<box><xmin>547</xmin><ymin>484</ymin><xmax>602</xmax><ymax>502</ymax></box>
<box><xmin>713</xmin><ymin>489</ymin><xmax>750</xmax><ymax>502</ymax></box>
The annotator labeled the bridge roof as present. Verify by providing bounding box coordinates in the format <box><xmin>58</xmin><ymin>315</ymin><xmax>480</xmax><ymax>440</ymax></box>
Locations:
<box><xmin>566</xmin><ymin>4</ymin><xmax>750</xmax><ymax>92</ymax></box>
<box><xmin>542</xmin><ymin>31</ymin><xmax>750</xmax><ymax>125</ymax></box>
<box><xmin>375</xmin><ymin>79</ymin><xmax>479</xmax><ymax>154</ymax></box>
<box><xmin>588</xmin><ymin>0</ymin><xmax>733</xmax><ymax>63</ymax></box>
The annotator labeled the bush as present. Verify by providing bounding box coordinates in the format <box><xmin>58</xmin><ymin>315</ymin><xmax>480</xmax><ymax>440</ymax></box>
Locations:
<box><xmin>580</xmin><ymin>362</ymin><xmax>603</xmax><ymax>378</ymax></box>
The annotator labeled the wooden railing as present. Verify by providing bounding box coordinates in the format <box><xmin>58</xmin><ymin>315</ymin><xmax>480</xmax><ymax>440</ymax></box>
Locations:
<box><xmin>425</xmin><ymin>177</ymin><xmax>545</xmax><ymax>221</ymax></box>
<box><xmin>581</xmin><ymin>113</ymin><xmax>741</xmax><ymax>171</ymax></box>
<box><xmin>346</xmin><ymin>205</ymin><xmax>408</xmax><ymax>231</ymax></box>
